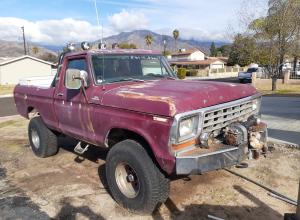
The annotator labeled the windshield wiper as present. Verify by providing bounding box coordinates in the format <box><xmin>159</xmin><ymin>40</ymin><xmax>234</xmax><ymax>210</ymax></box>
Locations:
<box><xmin>146</xmin><ymin>73</ymin><xmax>176</xmax><ymax>80</ymax></box>
<box><xmin>109</xmin><ymin>78</ymin><xmax>145</xmax><ymax>83</ymax></box>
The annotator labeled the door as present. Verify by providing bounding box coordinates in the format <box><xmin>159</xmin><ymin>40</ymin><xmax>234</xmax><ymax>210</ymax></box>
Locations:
<box><xmin>54</xmin><ymin>57</ymin><xmax>95</xmax><ymax>142</ymax></box>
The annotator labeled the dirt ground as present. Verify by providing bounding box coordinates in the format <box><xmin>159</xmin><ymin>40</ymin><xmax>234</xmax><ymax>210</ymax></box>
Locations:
<box><xmin>0</xmin><ymin>117</ymin><xmax>299</xmax><ymax>220</ymax></box>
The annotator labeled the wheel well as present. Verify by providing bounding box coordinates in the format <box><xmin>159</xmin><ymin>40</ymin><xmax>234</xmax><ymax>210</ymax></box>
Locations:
<box><xmin>106</xmin><ymin>128</ymin><xmax>158</xmax><ymax>165</ymax></box>
<box><xmin>27</xmin><ymin>107</ymin><xmax>39</xmax><ymax>119</ymax></box>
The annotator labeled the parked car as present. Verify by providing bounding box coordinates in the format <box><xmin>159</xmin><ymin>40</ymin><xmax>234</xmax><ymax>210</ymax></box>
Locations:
<box><xmin>14</xmin><ymin>47</ymin><xmax>268</xmax><ymax>213</ymax></box>
<box><xmin>238</xmin><ymin>67</ymin><xmax>264</xmax><ymax>82</ymax></box>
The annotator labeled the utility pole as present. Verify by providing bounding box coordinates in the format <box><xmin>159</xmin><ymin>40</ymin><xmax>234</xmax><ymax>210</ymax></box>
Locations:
<box><xmin>21</xmin><ymin>26</ymin><xmax>27</xmax><ymax>55</ymax></box>
<box><xmin>297</xmin><ymin>180</ymin><xmax>300</xmax><ymax>219</ymax></box>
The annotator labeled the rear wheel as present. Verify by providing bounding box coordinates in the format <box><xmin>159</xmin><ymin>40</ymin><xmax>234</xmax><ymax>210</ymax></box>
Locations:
<box><xmin>106</xmin><ymin>140</ymin><xmax>170</xmax><ymax>214</ymax></box>
<box><xmin>28</xmin><ymin>116</ymin><xmax>59</xmax><ymax>158</ymax></box>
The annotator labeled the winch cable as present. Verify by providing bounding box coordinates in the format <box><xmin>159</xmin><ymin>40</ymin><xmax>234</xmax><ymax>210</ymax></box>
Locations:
<box><xmin>224</xmin><ymin>168</ymin><xmax>298</xmax><ymax>206</ymax></box>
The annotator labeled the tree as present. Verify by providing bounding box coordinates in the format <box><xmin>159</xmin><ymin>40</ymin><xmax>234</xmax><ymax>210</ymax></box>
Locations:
<box><xmin>118</xmin><ymin>43</ymin><xmax>137</xmax><ymax>49</ymax></box>
<box><xmin>39</xmin><ymin>53</ymin><xmax>58</xmax><ymax>63</ymax></box>
<box><xmin>210</xmin><ymin>42</ymin><xmax>217</xmax><ymax>56</ymax></box>
<box><xmin>32</xmin><ymin>46</ymin><xmax>39</xmax><ymax>55</ymax></box>
<box><xmin>173</xmin><ymin>29</ymin><xmax>180</xmax><ymax>51</ymax></box>
<box><xmin>145</xmin><ymin>34</ymin><xmax>153</xmax><ymax>49</ymax></box>
<box><xmin>249</xmin><ymin>0</ymin><xmax>300</xmax><ymax>90</ymax></box>
<box><xmin>227</xmin><ymin>34</ymin><xmax>257</xmax><ymax>66</ymax></box>
<box><xmin>219</xmin><ymin>45</ymin><xmax>231</xmax><ymax>57</ymax></box>
<box><xmin>162</xmin><ymin>50</ymin><xmax>172</xmax><ymax>56</ymax></box>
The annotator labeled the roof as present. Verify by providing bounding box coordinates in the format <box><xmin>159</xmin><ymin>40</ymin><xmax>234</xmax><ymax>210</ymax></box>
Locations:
<box><xmin>0</xmin><ymin>55</ymin><xmax>55</xmax><ymax>66</ymax></box>
<box><xmin>170</xmin><ymin>59</ymin><xmax>225</xmax><ymax>66</ymax></box>
<box><xmin>171</xmin><ymin>48</ymin><xmax>206</xmax><ymax>56</ymax></box>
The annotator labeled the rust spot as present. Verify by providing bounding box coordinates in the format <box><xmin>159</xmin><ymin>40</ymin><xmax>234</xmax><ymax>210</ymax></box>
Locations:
<box><xmin>116</xmin><ymin>90</ymin><xmax>177</xmax><ymax>116</ymax></box>
<box><xmin>249</xmin><ymin>122</ymin><xmax>267</xmax><ymax>132</ymax></box>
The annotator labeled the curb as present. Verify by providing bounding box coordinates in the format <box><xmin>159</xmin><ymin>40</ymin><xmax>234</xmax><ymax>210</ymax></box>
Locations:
<box><xmin>0</xmin><ymin>115</ymin><xmax>22</xmax><ymax>123</ymax></box>
<box><xmin>0</xmin><ymin>94</ymin><xmax>13</xmax><ymax>98</ymax></box>
<box><xmin>268</xmin><ymin>137</ymin><xmax>299</xmax><ymax>149</ymax></box>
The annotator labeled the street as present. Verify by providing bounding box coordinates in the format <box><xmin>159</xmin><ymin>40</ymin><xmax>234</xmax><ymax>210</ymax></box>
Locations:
<box><xmin>262</xmin><ymin>96</ymin><xmax>300</xmax><ymax>145</ymax></box>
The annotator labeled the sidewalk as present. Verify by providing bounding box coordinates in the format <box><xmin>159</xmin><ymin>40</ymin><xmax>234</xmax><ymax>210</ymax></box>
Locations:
<box><xmin>0</xmin><ymin>94</ymin><xmax>13</xmax><ymax>98</ymax></box>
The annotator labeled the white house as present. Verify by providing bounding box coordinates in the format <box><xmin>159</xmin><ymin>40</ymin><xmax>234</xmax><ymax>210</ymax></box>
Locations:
<box><xmin>0</xmin><ymin>55</ymin><xmax>55</xmax><ymax>85</ymax></box>
<box><xmin>171</xmin><ymin>49</ymin><xmax>206</xmax><ymax>61</ymax></box>
<box><xmin>170</xmin><ymin>59</ymin><xmax>226</xmax><ymax>70</ymax></box>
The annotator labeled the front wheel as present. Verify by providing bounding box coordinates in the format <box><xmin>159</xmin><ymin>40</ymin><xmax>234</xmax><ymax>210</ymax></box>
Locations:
<box><xmin>28</xmin><ymin>116</ymin><xmax>59</xmax><ymax>158</ymax></box>
<box><xmin>105</xmin><ymin>140</ymin><xmax>170</xmax><ymax>214</ymax></box>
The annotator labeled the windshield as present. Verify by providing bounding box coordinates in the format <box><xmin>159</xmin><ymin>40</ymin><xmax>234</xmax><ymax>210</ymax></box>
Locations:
<box><xmin>247</xmin><ymin>68</ymin><xmax>258</xmax><ymax>73</ymax></box>
<box><xmin>92</xmin><ymin>54</ymin><xmax>176</xmax><ymax>84</ymax></box>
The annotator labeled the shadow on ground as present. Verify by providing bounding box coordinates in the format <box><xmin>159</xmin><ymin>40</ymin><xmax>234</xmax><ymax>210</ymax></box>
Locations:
<box><xmin>153</xmin><ymin>185</ymin><xmax>282</xmax><ymax>220</ymax></box>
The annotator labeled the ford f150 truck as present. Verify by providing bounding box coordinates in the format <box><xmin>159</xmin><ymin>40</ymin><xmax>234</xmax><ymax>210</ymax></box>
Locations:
<box><xmin>14</xmin><ymin>48</ymin><xmax>267</xmax><ymax>213</ymax></box>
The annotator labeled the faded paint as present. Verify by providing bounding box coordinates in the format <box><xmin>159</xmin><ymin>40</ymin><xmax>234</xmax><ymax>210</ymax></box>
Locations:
<box><xmin>115</xmin><ymin>90</ymin><xmax>177</xmax><ymax>116</ymax></box>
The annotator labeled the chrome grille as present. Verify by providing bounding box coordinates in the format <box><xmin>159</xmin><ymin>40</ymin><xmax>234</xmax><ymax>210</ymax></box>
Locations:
<box><xmin>203</xmin><ymin>101</ymin><xmax>254</xmax><ymax>135</ymax></box>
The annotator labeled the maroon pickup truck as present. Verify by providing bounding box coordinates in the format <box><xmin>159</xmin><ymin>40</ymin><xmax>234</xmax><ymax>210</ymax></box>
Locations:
<box><xmin>14</xmin><ymin>48</ymin><xmax>267</xmax><ymax>213</ymax></box>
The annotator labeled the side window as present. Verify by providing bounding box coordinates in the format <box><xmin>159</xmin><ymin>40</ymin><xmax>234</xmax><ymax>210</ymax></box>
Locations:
<box><xmin>67</xmin><ymin>59</ymin><xmax>87</xmax><ymax>71</ymax></box>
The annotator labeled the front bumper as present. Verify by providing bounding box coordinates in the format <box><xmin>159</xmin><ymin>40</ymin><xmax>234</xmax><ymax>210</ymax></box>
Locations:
<box><xmin>176</xmin><ymin>145</ymin><xmax>244</xmax><ymax>175</ymax></box>
<box><xmin>175</xmin><ymin>121</ymin><xmax>268</xmax><ymax>175</ymax></box>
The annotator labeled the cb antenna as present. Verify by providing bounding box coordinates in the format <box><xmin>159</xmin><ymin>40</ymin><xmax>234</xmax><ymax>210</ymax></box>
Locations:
<box><xmin>94</xmin><ymin>0</ymin><xmax>103</xmax><ymax>44</ymax></box>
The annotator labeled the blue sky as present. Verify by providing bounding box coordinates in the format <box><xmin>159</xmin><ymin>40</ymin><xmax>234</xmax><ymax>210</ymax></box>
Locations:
<box><xmin>0</xmin><ymin>0</ymin><xmax>268</xmax><ymax>45</ymax></box>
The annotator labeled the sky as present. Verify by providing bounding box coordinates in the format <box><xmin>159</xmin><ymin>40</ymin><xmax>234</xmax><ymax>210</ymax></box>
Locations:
<box><xmin>0</xmin><ymin>0</ymin><xmax>268</xmax><ymax>45</ymax></box>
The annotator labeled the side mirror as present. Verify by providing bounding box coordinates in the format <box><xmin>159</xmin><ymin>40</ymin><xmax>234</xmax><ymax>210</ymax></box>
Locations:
<box><xmin>65</xmin><ymin>69</ymin><xmax>88</xmax><ymax>90</ymax></box>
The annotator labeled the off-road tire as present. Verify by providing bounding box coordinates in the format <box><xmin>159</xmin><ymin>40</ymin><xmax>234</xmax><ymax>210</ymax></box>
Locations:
<box><xmin>106</xmin><ymin>140</ymin><xmax>170</xmax><ymax>214</ymax></box>
<box><xmin>28</xmin><ymin>116</ymin><xmax>58</xmax><ymax>158</ymax></box>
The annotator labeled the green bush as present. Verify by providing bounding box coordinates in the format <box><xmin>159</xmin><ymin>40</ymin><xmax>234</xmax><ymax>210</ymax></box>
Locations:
<box><xmin>188</xmin><ymin>69</ymin><xmax>198</xmax><ymax>76</ymax></box>
<box><xmin>177</xmin><ymin>68</ymin><xmax>187</xmax><ymax>79</ymax></box>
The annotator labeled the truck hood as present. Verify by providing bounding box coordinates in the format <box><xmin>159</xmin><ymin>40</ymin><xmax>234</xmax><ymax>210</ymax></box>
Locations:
<box><xmin>101</xmin><ymin>79</ymin><xmax>258</xmax><ymax>117</ymax></box>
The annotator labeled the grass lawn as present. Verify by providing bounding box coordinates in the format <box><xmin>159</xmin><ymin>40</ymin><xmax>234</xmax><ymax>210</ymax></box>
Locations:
<box><xmin>0</xmin><ymin>85</ymin><xmax>15</xmax><ymax>96</ymax></box>
<box><xmin>255</xmin><ymin>83</ymin><xmax>300</xmax><ymax>95</ymax></box>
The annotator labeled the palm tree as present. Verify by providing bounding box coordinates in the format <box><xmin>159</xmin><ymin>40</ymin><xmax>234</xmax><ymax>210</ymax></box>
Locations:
<box><xmin>145</xmin><ymin>34</ymin><xmax>153</xmax><ymax>49</ymax></box>
<box><xmin>32</xmin><ymin>46</ymin><xmax>39</xmax><ymax>55</ymax></box>
<box><xmin>173</xmin><ymin>29</ymin><xmax>180</xmax><ymax>52</ymax></box>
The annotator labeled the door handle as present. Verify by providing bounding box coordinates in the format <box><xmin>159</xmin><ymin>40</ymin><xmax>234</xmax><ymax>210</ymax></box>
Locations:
<box><xmin>57</xmin><ymin>93</ymin><xmax>64</xmax><ymax>97</ymax></box>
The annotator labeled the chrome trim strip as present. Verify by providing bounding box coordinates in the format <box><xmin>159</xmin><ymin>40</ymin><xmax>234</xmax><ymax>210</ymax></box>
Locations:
<box><xmin>176</xmin><ymin>147</ymin><xmax>239</xmax><ymax>159</ymax></box>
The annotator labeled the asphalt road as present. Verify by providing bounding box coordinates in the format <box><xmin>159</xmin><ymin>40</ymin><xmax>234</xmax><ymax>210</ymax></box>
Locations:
<box><xmin>261</xmin><ymin>96</ymin><xmax>300</xmax><ymax>145</ymax></box>
<box><xmin>0</xmin><ymin>97</ymin><xmax>18</xmax><ymax>117</ymax></box>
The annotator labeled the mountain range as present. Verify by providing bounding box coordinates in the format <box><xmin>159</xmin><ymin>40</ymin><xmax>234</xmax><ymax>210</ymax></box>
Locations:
<box><xmin>0</xmin><ymin>40</ymin><xmax>57</xmax><ymax>58</ymax></box>
<box><xmin>0</xmin><ymin>30</ymin><xmax>229</xmax><ymax>58</ymax></box>
<box><xmin>97</xmin><ymin>30</ymin><xmax>228</xmax><ymax>54</ymax></box>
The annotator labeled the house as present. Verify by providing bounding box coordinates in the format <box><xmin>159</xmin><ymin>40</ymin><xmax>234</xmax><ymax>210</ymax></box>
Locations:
<box><xmin>0</xmin><ymin>55</ymin><xmax>55</xmax><ymax>85</ymax></box>
<box><xmin>171</xmin><ymin>49</ymin><xmax>206</xmax><ymax>61</ymax></box>
<box><xmin>170</xmin><ymin>59</ymin><xmax>226</xmax><ymax>70</ymax></box>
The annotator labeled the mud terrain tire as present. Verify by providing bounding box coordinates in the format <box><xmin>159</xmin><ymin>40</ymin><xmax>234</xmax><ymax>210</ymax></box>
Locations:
<box><xmin>28</xmin><ymin>116</ymin><xmax>58</xmax><ymax>158</ymax></box>
<box><xmin>106</xmin><ymin>140</ymin><xmax>169</xmax><ymax>214</ymax></box>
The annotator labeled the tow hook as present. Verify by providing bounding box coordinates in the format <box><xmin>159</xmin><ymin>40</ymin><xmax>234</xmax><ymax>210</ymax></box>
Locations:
<box><xmin>249</xmin><ymin>122</ymin><xmax>268</xmax><ymax>159</ymax></box>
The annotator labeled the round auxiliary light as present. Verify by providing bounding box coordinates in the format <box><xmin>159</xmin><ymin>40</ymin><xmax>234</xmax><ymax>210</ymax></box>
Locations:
<box><xmin>98</xmin><ymin>42</ymin><xmax>106</xmax><ymax>50</ymax></box>
<box><xmin>81</xmin><ymin>41</ymin><xmax>90</xmax><ymax>50</ymax></box>
<box><xmin>67</xmin><ymin>43</ymin><xmax>76</xmax><ymax>51</ymax></box>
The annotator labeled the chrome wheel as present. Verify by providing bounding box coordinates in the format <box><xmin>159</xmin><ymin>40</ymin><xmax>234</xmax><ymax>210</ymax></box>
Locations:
<box><xmin>115</xmin><ymin>162</ymin><xmax>140</xmax><ymax>198</ymax></box>
<box><xmin>31</xmin><ymin>129</ymin><xmax>40</xmax><ymax>149</ymax></box>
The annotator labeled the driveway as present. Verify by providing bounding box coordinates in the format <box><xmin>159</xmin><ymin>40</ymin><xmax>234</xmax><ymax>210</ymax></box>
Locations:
<box><xmin>261</xmin><ymin>96</ymin><xmax>300</xmax><ymax>145</ymax></box>
<box><xmin>0</xmin><ymin>97</ymin><xmax>18</xmax><ymax>117</ymax></box>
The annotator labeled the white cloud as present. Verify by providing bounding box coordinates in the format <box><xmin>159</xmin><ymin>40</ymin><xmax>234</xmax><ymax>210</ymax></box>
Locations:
<box><xmin>0</xmin><ymin>17</ymin><xmax>114</xmax><ymax>45</ymax></box>
<box><xmin>108</xmin><ymin>9</ymin><xmax>148</xmax><ymax>32</ymax></box>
